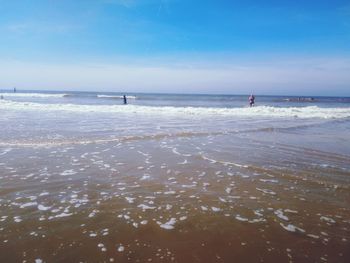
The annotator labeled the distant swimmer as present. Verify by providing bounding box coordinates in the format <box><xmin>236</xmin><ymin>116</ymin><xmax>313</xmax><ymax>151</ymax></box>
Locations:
<box><xmin>123</xmin><ymin>94</ymin><xmax>127</xmax><ymax>105</ymax></box>
<box><xmin>14</xmin><ymin>87</ymin><xmax>16</xmax><ymax>93</ymax></box>
<box><xmin>249</xmin><ymin>94</ymin><xmax>255</xmax><ymax>107</ymax></box>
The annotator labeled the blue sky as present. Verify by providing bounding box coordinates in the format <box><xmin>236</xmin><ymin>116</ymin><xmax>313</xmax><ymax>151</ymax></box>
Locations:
<box><xmin>0</xmin><ymin>0</ymin><xmax>350</xmax><ymax>95</ymax></box>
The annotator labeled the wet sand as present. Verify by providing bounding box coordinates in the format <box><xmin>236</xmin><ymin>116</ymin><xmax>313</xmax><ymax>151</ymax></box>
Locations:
<box><xmin>1</xmin><ymin>132</ymin><xmax>349</xmax><ymax>263</ymax></box>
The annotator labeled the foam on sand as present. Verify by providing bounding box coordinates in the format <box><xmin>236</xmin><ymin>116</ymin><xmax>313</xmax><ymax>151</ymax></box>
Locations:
<box><xmin>280</xmin><ymin>223</ymin><xmax>305</xmax><ymax>233</ymax></box>
<box><xmin>159</xmin><ymin>218</ymin><xmax>177</xmax><ymax>230</ymax></box>
<box><xmin>38</xmin><ymin>204</ymin><xmax>51</xmax><ymax>211</ymax></box>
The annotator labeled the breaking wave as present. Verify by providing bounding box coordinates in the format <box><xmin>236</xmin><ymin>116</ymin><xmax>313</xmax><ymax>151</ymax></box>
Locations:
<box><xmin>97</xmin><ymin>95</ymin><xmax>137</xmax><ymax>99</ymax></box>
<box><xmin>0</xmin><ymin>92</ymin><xmax>68</xmax><ymax>98</ymax></box>
<box><xmin>1</xmin><ymin>100</ymin><xmax>350</xmax><ymax>119</ymax></box>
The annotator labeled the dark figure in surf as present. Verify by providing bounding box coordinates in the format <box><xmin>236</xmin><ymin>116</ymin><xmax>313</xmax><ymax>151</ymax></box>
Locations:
<box><xmin>123</xmin><ymin>95</ymin><xmax>127</xmax><ymax>105</ymax></box>
<box><xmin>249</xmin><ymin>94</ymin><xmax>255</xmax><ymax>107</ymax></box>
<box><xmin>0</xmin><ymin>95</ymin><xmax>3</xmax><ymax>100</ymax></box>
<box><xmin>14</xmin><ymin>87</ymin><xmax>16</xmax><ymax>93</ymax></box>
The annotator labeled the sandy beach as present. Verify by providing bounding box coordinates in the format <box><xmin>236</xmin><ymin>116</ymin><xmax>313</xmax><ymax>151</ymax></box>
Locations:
<box><xmin>0</xmin><ymin>93</ymin><xmax>349</xmax><ymax>262</ymax></box>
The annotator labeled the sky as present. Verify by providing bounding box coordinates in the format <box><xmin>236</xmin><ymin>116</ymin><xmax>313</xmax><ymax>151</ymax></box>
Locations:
<box><xmin>0</xmin><ymin>0</ymin><xmax>350</xmax><ymax>95</ymax></box>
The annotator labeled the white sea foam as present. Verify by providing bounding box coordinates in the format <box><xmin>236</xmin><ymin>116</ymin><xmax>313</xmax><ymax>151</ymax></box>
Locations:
<box><xmin>60</xmin><ymin>170</ymin><xmax>77</xmax><ymax>176</ymax></box>
<box><xmin>55</xmin><ymin>212</ymin><xmax>73</xmax><ymax>218</ymax></box>
<box><xmin>320</xmin><ymin>216</ymin><xmax>336</xmax><ymax>224</ymax></box>
<box><xmin>20</xmin><ymin>202</ymin><xmax>38</xmax><ymax>208</ymax></box>
<box><xmin>117</xmin><ymin>245</ymin><xmax>125</xmax><ymax>252</ymax></box>
<box><xmin>0</xmin><ymin>148</ymin><xmax>12</xmax><ymax>156</ymax></box>
<box><xmin>138</xmin><ymin>204</ymin><xmax>156</xmax><ymax>210</ymax></box>
<box><xmin>235</xmin><ymin>215</ymin><xmax>249</xmax><ymax>222</ymax></box>
<box><xmin>211</xmin><ymin>207</ymin><xmax>221</xmax><ymax>212</ymax></box>
<box><xmin>159</xmin><ymin>218</ymin><xmax>177</xmax><ymax>230</ymax></box>
<box><xmin>274</xmin><ymin>209</ymin><xmax>289</xmax><ymax>221</ymax></box>
<box><xmin>125</xmin><ymin>197</ymin><xmax>135</xmax><ymax>203</ymax></box>
<box><xmin>13</xmin><ymin>216</ymin><xmax>22</xmax><ymax>223</ymax></box>
<box><xmin>201</xmin><ymin>206</ymin><xmax>208</xmax><ymax>211</ymax></box>
<box><xmin>140</xmin><ymin>175</ymin><xmax>151</xmax><ymax>180</ymax></box>
<box><xmin>307</xmin><ymin>234</ymin><xmax>320</xmax><ymax>239</ymax></box>
<box><xmin>97</xmin><ymin>95</ymin><xmax>136</xmax><ymax>99</ymax></box>
<box><xmin>38</xmin><ymin>204</ymin><xmax>51</xmax><ymax>211</ymax></box>
<box><xmin>1</xmin><ymin>100</ymin><xmax>350</xmax><ymax>119</ymax></box>
<box><xmin>280</xmin><ymin>223</ymin><xmax>305</xmax><ymax>233</ymax></box>
<box><xmin>256</xmin><ymin>188</ymin><xmax>276</xmax><ymax>195</ymax></box>
<box><xmin>140</xmin><ymin>220</ymin><xmax>148</xmax><ymax>225</ymax></box>
<box><xmin>1</xmin><ymin>92</ymin><xmax>67</xmax><ymax>98</ymax></box>
<box><xmin>259</xmin><ymin>179</ymin><xmax>278</xmax><ymax>183</ymax></box>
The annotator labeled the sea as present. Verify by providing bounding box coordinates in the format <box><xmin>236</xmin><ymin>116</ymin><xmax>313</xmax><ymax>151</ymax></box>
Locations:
<box><xmin>0</xmin><ymin>90</ymin><xmax>350</xmax><ymax>263</ymax></box>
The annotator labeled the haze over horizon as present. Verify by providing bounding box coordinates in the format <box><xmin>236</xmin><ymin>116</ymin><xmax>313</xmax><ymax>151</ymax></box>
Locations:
<box><xmin>1</xmin><ymin>0</ymin><xmax>350</xmax><ymax>96</ymax></box>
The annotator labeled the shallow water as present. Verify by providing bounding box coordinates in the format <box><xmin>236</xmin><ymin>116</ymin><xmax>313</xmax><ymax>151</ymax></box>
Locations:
<box><xmin>0</xmin><ymin>92</ymin><xmax>350</xmax><ymax>262</ymax></box>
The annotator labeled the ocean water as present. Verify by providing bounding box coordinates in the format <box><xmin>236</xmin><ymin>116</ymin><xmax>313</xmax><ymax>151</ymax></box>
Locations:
<box><xmin>0</xmin><ymin>90</ymin><xmax>350</xmax><ymax>262</ymax></box>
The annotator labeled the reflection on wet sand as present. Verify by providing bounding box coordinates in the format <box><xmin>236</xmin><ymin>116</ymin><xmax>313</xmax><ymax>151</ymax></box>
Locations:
<box><xmin>1</xmin><ymin>133</ymin><xmax>349</xmax><ymax>263</ymax></box>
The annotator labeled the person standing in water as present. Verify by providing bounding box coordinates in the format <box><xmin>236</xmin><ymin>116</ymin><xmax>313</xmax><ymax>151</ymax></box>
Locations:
<box><xmin>14</xmin><ymin>87</ymin><xmax>16</xmax><ymax>93</ymax></box>
<box><xmin>249</xmin><ymin>94</ymin><xmax>255</xmax><ymax>107</ymax></box>
<box><xmin>123</xmin><ymin>95</ymin><xmax>127</xmax><ymax>105</ymax></box>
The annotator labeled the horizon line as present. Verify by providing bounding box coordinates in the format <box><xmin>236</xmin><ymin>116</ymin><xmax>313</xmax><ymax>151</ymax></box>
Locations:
<box><xmin>1</xmin><ymin>88</ymin><xmax>349</xmax><ymax>98</ymax></box>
